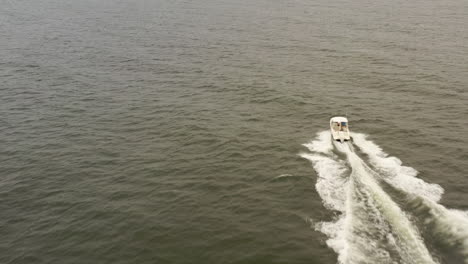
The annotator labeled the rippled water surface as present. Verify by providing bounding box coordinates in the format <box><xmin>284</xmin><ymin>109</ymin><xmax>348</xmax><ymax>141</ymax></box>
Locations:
<box><xmin>1</xmin><ymin>0</ymin><xmax>468</xmax><ymax>263</ymax></box>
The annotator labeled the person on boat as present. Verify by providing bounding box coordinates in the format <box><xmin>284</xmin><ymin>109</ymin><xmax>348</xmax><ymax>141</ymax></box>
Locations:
<box><xmin>341</xmin><ymin>122</ymin><xmax>347</xmax><ymax>131</ymax></box>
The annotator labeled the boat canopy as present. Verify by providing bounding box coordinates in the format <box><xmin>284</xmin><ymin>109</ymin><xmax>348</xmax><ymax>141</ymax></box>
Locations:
<box><xmin>330</xmin><ymin>116</ymin><xmax>348</xmax><ymax>123</ymax></box>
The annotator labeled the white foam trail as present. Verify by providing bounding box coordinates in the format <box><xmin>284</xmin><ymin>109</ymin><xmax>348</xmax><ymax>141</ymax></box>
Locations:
<box><xmin>314</xmin><ymin>186</ymin><xmax>353</xmax><ymax>264</ymax></box>
<box><xmin>300</xmin><ymin>131</ymin><xmax>352</xmax><ymax>263</ymax></box>
<box><xmin>301</xmin><ymin>131</ymin><xmax>349</xmax><ymax>211</ymax></box>
<box><xmin>302</xmin><ymin>131</ymin><xmax>438</xmax><ymax>264</ymax></box>
<box><xmin>422</xmin><ymin>198</ymin><xmax>468</xmax><ymax>261</ymax></box>
<box><xmin>300</xmin><ymin>153</ymin><xmax>348</xmax><ymax>211</ymax></box>
<box><xmin>352</xmin><ymin>132</ymin><xmax>468</xmax><ymax>262</ymax></box>
<box><xmin>301</xmin><ymin>153</ymin><xmax>375</xmax><ymax>263</ymax></box>
<box><xmin>342</xmin><ymin>144</ymin><xmax>437</xmax><ymax>264</ymax></box>
<box><xmin>303</xmin><ymin>130</ymin><xmax>333</xmax><ymax>155</ymax></box>
<box><xmin>351</xmin><ymin>132</ymin><xmax>444</xmax><ymax>201</ymax></box>
<box><xmin>301</xmin><ymin>133</ymin><xmax>395</xmax><ymax>263</ymax></box>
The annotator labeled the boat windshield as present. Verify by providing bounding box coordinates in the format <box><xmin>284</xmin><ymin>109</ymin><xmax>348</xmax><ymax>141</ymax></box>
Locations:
<box><xmin>341</xmin><ymin>122</ymin><xmax>348</xmax><ymax>131</ymax></box>
<box><xmin>332</xmin><ymin>121</ymin><xmax>349</xmax><ymax>132</ymax></box>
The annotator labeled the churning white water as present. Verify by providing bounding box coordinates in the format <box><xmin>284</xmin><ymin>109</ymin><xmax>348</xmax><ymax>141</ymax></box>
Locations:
<box><xmin>301</xmin><ymin>131</ymin><xmax>468</xmax><ymax>264</ymax></box>
<box><xmin>352</xmin><ymin>133</ymin><xmax>468</xmax><ymax>263</ymax></box>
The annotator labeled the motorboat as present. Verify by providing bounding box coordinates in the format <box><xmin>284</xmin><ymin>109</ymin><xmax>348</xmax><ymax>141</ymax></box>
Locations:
<box><xmin>330</xmin><ymin>116</ymin><xmax>351</xmax><ymax>142</ymax></box>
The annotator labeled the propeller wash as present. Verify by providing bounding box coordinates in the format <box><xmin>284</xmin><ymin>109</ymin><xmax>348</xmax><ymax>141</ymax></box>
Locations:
<box><xmin>300</xmin><ymin>131</ymin><xmax>468</xmax><ymax>264</ymax></box>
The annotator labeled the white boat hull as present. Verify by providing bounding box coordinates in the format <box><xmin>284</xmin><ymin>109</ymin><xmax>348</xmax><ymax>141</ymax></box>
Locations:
<box><xmin>330</xmin><ymin>116</ymin><xmax>351</xmax><ymax>142</ymax></box>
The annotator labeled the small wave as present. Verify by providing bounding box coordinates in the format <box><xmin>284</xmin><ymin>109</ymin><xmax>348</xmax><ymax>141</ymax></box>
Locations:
<box><xmin>273</xmin><ymin>174</ymin><xmax>298</xmax><ymax>179</ymax></box>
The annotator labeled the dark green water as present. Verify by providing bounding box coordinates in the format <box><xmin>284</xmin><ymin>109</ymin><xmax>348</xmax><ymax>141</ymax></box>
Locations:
<box><xmin>1</xmin><ymin>0</ymin><xmax>468</xmax><ymax>263</ymax></box>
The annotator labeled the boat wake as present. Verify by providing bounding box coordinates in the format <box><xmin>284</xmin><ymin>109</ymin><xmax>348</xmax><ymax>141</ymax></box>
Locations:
<box><xmin>300</xmin><ymin>131</ymin><xmax>468</xmax><ymax>264</ymax></box>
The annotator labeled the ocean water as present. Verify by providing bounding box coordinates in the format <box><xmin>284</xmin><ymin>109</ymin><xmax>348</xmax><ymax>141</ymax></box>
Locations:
<box><xmin>1</xmin><ymin>0</ymin><xmax>468</xmax><ymax>263</ymax></box>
